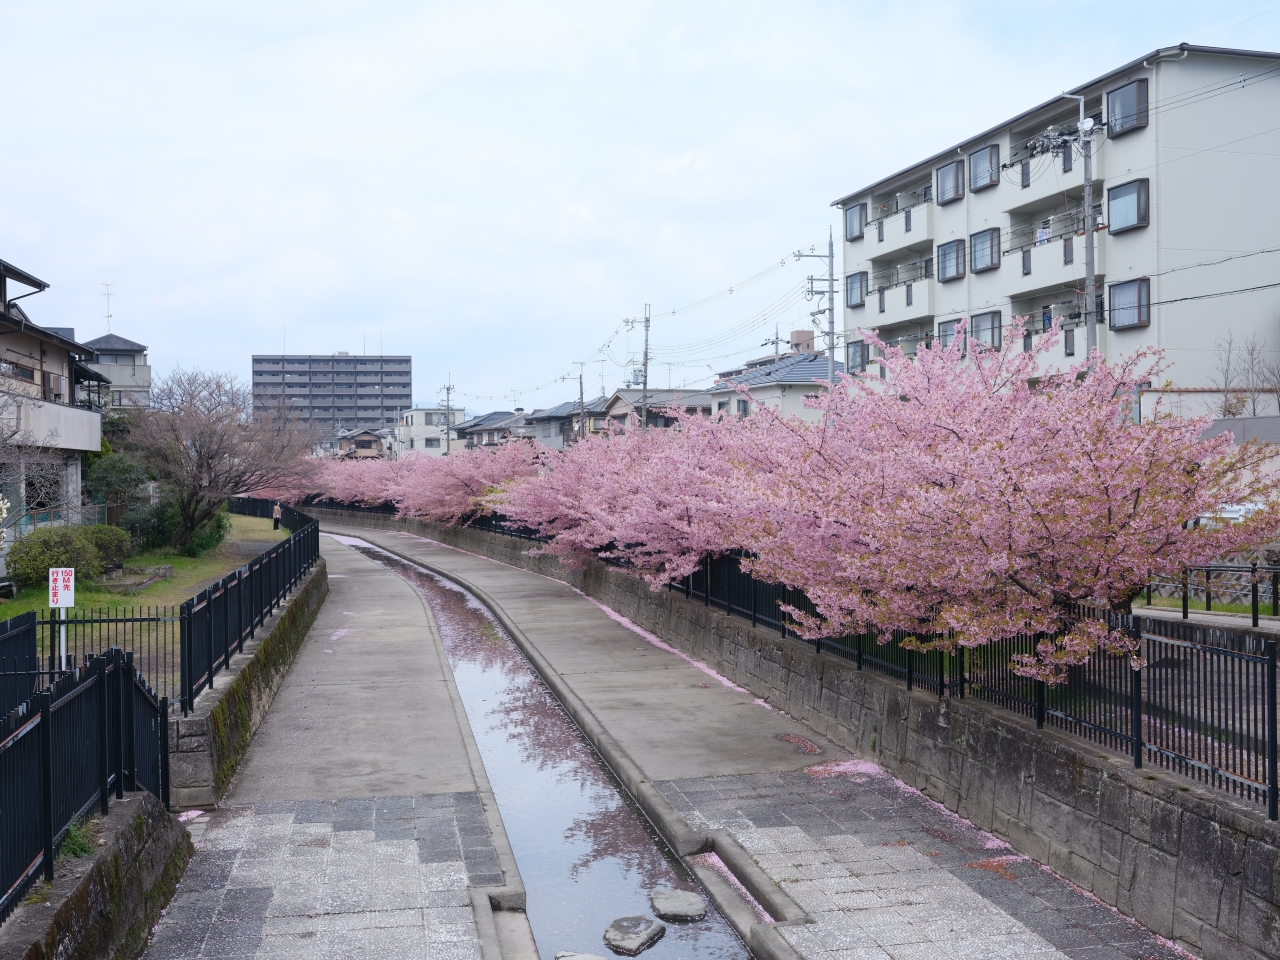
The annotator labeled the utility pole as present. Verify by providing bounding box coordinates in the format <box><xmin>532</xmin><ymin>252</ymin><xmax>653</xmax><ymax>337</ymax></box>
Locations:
<box><xmin>1062</xmin><ymin>93</ymin><xmax>1097</xmax><ymax>355</ymax></box>
<box><xmin>762</xmin><ymin>324</ymin><xmax>785</xmax><ymax>360</ymax></box>
<box><xmin>442</xmin><ymin>378</ymin><xmax>455</xmax><ymax>455</ymax></box>
<box><xmin>796</xmin><ymin>229</ymin><xmax>837</xmax><ymax>383</ymax></box>
<box><xmin>574</xmin><ymin>362</ymin><xmax>586</xmax><ymax>441</ymax></box>
<box><xmin>640</xmin><ymin>303</ymin><xmax>651</xmax><ymax>427</ymax></box>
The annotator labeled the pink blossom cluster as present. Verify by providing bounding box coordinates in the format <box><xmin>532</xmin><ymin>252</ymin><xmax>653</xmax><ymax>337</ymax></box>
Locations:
<box><xmin>310</xmin><ymin>322</ymin><xmax>1280</xmax><ymax>682</ymax></box>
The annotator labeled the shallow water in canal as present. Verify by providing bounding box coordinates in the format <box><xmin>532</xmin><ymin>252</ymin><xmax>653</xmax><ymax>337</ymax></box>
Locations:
<box><xmin>356</xmin><ymin>545</ymin><xmax>749</xmax><ymax>960</ymax></box>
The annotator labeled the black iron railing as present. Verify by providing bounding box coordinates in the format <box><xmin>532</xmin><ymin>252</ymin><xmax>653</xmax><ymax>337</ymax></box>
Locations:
<box><xmin>1147</xmin><ymin>563</ymin><xmax>1280</xmax><ymax>626</ymax></box>
<box><xmin>0</xmin><ymin>647</ymin><xmax>167</xmax><ymax>926</ymax></box>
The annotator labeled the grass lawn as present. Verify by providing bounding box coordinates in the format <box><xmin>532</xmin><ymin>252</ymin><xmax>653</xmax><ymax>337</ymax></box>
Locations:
<box><xmin>0</xmin><ymin>515</ymin><xmax>290</xmax><ymax>619</ymax></box>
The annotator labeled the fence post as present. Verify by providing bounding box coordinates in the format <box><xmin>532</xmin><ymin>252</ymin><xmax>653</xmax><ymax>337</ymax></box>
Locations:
<box><xmin>39</xmin><ymin>689</ymin><xmax>54</xmax><ymax>881</ymax></box>
<box><xmin>1206</xmin><ymin>569</ymin><xmax>1212</xmax><ymax>612</ymax></box>
<box><xmin>1254</xmin><ymin>563</ymin><xmax>1260</xmax><ymax>628</ymax></box>
<box><xmin>750</xmin><ymin>576</ymin><xmax>757</xmax><ymax>628</ymax></box>
<box><xmin>1146</xmin><ymin>581</ymin><xmax>1152</xmax><ymax>606</ymax></box>
<box><xmin>856</xmin><ymin>627</ymin><xmax>863</xmax><ymax>671</ymax></box>
<box><xmin>704</xmin><ymin>557</ymin><xmax>709</xmax><ymax>608</ymax></box>
<box><xmin>160</xmin><ymin>696</ymin><xmax>171</xmax><ymax>812</ymax></box>
<box><xmin>114</xmin><ymin>650</ymin><xmax>124</xmax><ymax>799</ymax></box>
<box><xmin>685</xmin><ymin>574</ymin><xmax>690</xmax><ymax>601</ymax></box>
<box><xmin>1182</xmin><ymin>571</ymin><xmax>1189</xmax><ymax>620</ymax></box>
<box><xmin>1273</xmin><ymin>571</ymin><xmax>1279</xmax><ymax>619</ymax></box>
<box><xmin>1034</xmin><ymin>680</ymin><xmax>1045</xmax><ymax>728</ymax></box>
<box><xmin>180</xmin><ymin>601</ymin><xmax>191</xmax><ymax>717</ymax></box>
<box><xmin>957</xmin><ymin>646</ymin><xmax>965</xmax><ymax>699</ymax></box>
<box><xmin>1131</xmin><ymin>615</ymin><xmax>1144</xmax><ymax>770</ymax></box>
<box><xmin>906</xmin><ymin>648</ymin><xmax>914</xmax><ymax>692</ymax></box>
<box><xmin>124</xmin><ymin>651</ymin><xmax>136</xmax><ymax>792</ymax></box>
<box><xmin>1268</xmin><ymin>638</ymin><xmax>1278</xmax><ymax>821</ymax></box>
<box><xmin>937</xmin><ymin>647</ymin><xmax>945</xmax><ymax>699</ymax></box>
<box><xmin>97</xmin><ymin>656</ymin><xmax>110</xmax><ymax>815</ymax></box>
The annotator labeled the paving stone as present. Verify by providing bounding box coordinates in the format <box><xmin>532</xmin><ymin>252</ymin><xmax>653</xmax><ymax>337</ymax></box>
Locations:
<box><xmin>658</xmin><ymin>768</ymin><xmax>1195</xmax><ymax>960</ymax></box>
<box><xmin>144</xmin><ymin>792</ymin><xmax>496</xmax><ymax>959</ymax></box>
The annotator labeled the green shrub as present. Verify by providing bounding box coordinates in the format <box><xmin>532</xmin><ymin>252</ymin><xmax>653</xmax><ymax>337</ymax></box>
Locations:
<box><xmin>85</xmin><ymin>453</ymin><xmax>146</xmax><ymax>506</ymax></box>
<box><xmin>181</xmin><ymin>509</ymin><xmax>231</xmax><ymax>557</ymax></box>
<box><xmin>120</xmin><ymin>501</ymin><xmax>181</xmax><ymax>551</ymax></box>
<box><xmin>7</xmin><ymin>528</ymin><xmax>103</xmax><ymax>589</ymax></box>
<box><xmin>85</xmin><ymin>525</ymin><xmax>132</xmax><ymax>567</ymax></box>
<box><xmin>58</xmin><ymin>819</ymin><xmax>93</xmax><ymax>859</ymax></box>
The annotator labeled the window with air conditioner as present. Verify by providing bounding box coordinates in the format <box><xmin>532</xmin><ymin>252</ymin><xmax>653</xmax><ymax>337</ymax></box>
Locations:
<box><xmin>938</xmin><ymin>320</ymin><xmax>960</xmax><ymax>349</ymax></box>
<box><xmin>1108</xmin><ymin>179</ymin><xmax>1149</xmax><ymax>233</ymax></box>
<box><xmin>972</xmin><ymin>311</ymin><xmax>1002</xmax><ymax>349</ymax></box>
<box><xmin>969</xmin><ymin>146</ymin><xmax>999</xmax><ymax>191</ymax></box>
<box><xmin>936</xmin><ymin>160</ymin><xmax>964</xmax><ymax>204</ymax></box>
<box><xmin>937</xmin><ymin>240</ymin><xmax>965</xmax><ymax>281</ymax></box>
<box><xmin>845</xmin><ymin>203</ymin><xmax>867</xmax><ymax>240</ymax></box>
<box><xmin>1107</xmin><ymin>78</ymin><xmax>1148</xmax><ymax>137</ymax></box>
<box><xmin>970</xmin><ymin>229</ymin><xmax>1000</xmax><ymax>273</ymax></box>
<box><xmin>846</xmin><ymin>272</ymin><xmax>868</xmax><ymax>308</ymax></box>
<box><xmin>1109</xmin><ymin>278</ymin><xmax>1150</xmax><ymax>329</ymax></box>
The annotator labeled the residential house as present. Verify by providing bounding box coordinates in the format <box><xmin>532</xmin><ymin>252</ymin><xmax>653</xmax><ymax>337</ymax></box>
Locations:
<box><xmin>602</xmin><ymin>390</ymin><xmax>715</xmax><ymax>429</ymax></box>
<box><xmin>707</xmin><ymin>352</ymin><xmax>844</xmax><ymax>422</ymax></box>
<box><xmin>83</xmin><ymin>333</ymin><xmax>152</xmax><ymax>408</ymax></box>
<box><xmin>454</xmin><ymin>411</ymin><xmax>516</xmax><ymax>449</ymax></box>
<box><xmin>0</xmin><ymin>259</ymin><xmax>105</xmax><ymax>573</ymax></box>
<box><xmin>523</xmin><ymin>396</ymin><xmax>610</xmax><ymax>448</ymax></box>
<box><xmin>335</xmin><ymin>428</ymin><xmax>390</xmax><ymax>459</ymax></box>
<box><xmin>834</xmin><ymin>43</ymin><xmax>1280</xmax><ymax>418</ymax></box>
<box><xmin>715</xmin><ymin>329</ymin><xmax>822</xmax><ymax>379</ymax></box>
<box><xmin>394</xmin><ymin>406</ymin><xmax>466</xmax><ymax>458</ymax></box>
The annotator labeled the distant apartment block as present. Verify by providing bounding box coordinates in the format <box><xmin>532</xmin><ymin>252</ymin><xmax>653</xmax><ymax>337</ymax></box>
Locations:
<box><xmin>251</xmin><ymin>352</ymin><xmax>412</xmax><ymax>430</ymax></box>
<box><xmin>834</xmin><ymin>44</ymin><xmax>1280</xmax><ymax>417</ymax></box>
<box><xmin>83</xmin><ymin>333</ymin><xmax>152</xmax><ymax>408</ymax></box>
<box><xmin>393</xmin><ymin>406</ymin><xmax>465</xmax><ymax>457</ymax></box>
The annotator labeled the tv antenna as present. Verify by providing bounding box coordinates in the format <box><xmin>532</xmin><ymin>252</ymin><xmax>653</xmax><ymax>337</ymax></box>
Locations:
<box><xmin>101</xmin><ymin>283</ymin><xmax>114</xmax><ymax>332</ymax></box>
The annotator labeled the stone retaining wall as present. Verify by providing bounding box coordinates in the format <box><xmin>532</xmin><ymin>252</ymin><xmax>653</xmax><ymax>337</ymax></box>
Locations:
<box><xmin>0</xmin><ymin>792</ymin><xmax>192</xmax><ymax>960</ymax></box>
<box><xmin>312</xmin><ymin>507</ymin><xmax>1280</xmax><ymax>960</ymax></box>
<box><xmin>170</xmin><ymin>559</ymin><xmax>328</xmax><ymax>809</ymax></box>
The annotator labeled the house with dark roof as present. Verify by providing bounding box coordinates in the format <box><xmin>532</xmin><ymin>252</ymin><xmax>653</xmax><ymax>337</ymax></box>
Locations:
<box><xmin>523</xmin><ymin>396</ymin><xmax>610</xmax><ymax>448</ymax></box>
<box><xmin>602</xmin><ymin>390</ymin><xmax>715</xmax><ymax>429</ymax></box>
<box><xmin>83</xmin><ymin>333</ymin><xmax>151</xmax><ymax>409</ymax></box>
<box><xmin>707</xmin><ymin>352</ymin><xmax>843</xmax><ymax>422</ymax></box>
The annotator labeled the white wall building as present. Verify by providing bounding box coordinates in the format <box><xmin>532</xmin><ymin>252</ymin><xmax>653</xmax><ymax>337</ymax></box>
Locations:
<box><xmin>834</xmin><ymin>44</ymin><xmax>1280</xmax><ymax>419</ymax></box>
<box><xmin>393</xmin><ymin>406</ymin><xmax>465</xmax><ymax>457</ymax></box>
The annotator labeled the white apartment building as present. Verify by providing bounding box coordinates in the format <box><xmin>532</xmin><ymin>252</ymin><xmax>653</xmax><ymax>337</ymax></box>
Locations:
<box><xmin>393</xmin><ymin>406</ymin><xmax>465</xmax><ymax>457</ymax></box>
<box><xmin>835</xmin><ymin>44</ymin><xmax>1280</xmax><ymax>418</ymax></box>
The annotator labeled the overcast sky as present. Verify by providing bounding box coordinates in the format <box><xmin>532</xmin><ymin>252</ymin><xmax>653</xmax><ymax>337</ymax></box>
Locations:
<box><xmin>3</xmin><ymin>1</ymin><xmax>1279</xmax><ymax>414</ymax></box>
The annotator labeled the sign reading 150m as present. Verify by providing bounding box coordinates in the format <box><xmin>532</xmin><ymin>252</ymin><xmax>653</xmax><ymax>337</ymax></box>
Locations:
<box><xmin>49</xmin><ymin>567</ymin><xmax>75</xmax><ymax>608</ymax></box>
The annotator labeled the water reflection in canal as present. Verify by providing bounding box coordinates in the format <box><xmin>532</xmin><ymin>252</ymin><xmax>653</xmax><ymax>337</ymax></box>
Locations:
<box><xmin>357</xmin><ymin>546</ymin><xmax>749</xmax><ymax>960</ymax></box>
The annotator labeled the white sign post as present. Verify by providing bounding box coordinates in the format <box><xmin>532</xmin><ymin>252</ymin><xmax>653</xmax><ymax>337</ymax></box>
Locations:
<box><xmin>49</xmin><ymin>568</ymin><xmax>75</xmax><ymax>671</ymax></box>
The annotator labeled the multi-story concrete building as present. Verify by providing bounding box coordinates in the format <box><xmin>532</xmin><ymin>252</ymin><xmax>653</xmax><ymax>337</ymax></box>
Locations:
<box><xmin>251</xmin><ymin>353</ymin><xmax>412</xmax><ymax>430</ymax></box>
<box><xmin>834</xmin><ymin>44</ymin><xmax>1280</xmax><ymax>417</ymax></box>
<box><xmin>393</xmin><ymin>406</ymin><xmax>466</xmax><ymax>457</ymax></box>
<box><xmin>83</xmin><ymin>333</ymin><xmax>152</xmax><ymax>408</ymax></box>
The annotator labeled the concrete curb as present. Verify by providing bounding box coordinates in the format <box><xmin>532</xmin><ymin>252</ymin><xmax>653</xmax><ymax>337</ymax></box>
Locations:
<box><xmin>352</xmin><ymin>534</ymin><xmax>812</xmax><ymax>960</ymax></box>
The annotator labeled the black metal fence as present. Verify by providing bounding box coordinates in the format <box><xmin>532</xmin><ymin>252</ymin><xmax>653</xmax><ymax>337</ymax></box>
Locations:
<box><xmin>1147</xmin><ymin>563</ymin><xmax>1280</xmax><ymax>626</ymax></box>
<box><xmin>0</xmin><ymin>647</ymin><xmax>167</xmax><ymax>925</ymax></box>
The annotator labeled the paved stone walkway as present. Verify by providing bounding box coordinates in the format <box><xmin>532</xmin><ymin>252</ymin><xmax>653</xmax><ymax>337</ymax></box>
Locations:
<box><xmin>661</xmin><ymin>769</ymin><xmax>1187</xmax><ymax>960</ymax></box>
<box><xmin>144</xmin><ymin>540</ymin><xmax>522</xmax><ymax>960</ymax></box>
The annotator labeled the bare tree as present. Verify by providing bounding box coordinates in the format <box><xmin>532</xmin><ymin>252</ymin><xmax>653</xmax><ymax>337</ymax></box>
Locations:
<box><xmin>0</xmin><ymin>386</ymin><xmax>76</xmax><ymax>522</ymax></box>
<box><xmin>1211</xmin><ymin>332</ymin><xmax>1248</xmax><ymax>418</ymax></box>
<box><xmin>128</xmin><ymin>369</ymin><xmax>319</xmax><ymax>545</ymax></box>
<box><xmin>1241</xmin><ymin>333</ymin><xmax>1269</xmax><ymax>416</ymax></box>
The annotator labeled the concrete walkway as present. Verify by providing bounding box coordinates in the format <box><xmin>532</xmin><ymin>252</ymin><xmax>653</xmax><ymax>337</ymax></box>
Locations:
<box><xmin>327</xmin><ymin>524</ymin><xmax>1194</xmax><ymax>960</ymax></box>
<box><xmin>144</xmin><ymin>540</ymin><xmax>531</xmax><ymax>960</ymax></box>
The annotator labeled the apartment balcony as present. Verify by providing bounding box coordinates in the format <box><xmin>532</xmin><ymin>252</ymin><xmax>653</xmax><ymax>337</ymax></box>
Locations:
<box><xmin>869</xmin><ymin>279</ymin><xmax>934</xmax><ymax>330</ymax></box>
<box><xmin>1004</xmin><ymin>156</ymin><xmax>1100</xmax><ymax>214</ymax></box>
<box><xmin>868</xmin><ymin>201</ymin><xmax>933</xmax><ymax>260</ymax></box>
<box><xmin>1005</xmin><ymin>231</ymin><xmax>1106</xmax><ymax>299</ymax></box>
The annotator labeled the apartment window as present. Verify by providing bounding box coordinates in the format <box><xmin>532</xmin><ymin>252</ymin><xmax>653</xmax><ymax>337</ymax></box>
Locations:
<box><xmin>905</xmin><ymin>283</ymin><xmax>913</xmax><ymax>307</ymax></box>
<box><xmin>1108</xmin><ymin>78</ymin><xmax>1148</xmax><ymax>137</ymax></box>
<box><xmin>972</xmin><ymin>311</ymin><xmax>1002</xmax><ymax>349</ymax></box>
<box><xmin>716</xmin><ymin>401</ymin><xmax>728</xmax><ymax>412</ymax></box>
<box><xmin>408</xmin><ymin>438</ymin><xmax>415</xmax><ymax>449</ymax></box>
<box><xmin>1021</xmin><ymin>249</ymin><xmax>1031</xmax><ymax>275</ymax></box>
<box><xmin>736</xmin><ymin>399</ymin><xmax>750</xmax><ymax>417</ymax></box>
<box><xmin>1062</xmin><ymin>146</ymin><xmax>1073</xmax><ymax>173</ymax></box>
<box><xmin>937</xmin><ymin>240</ymin><xmax>965</xmax><ymax>281</ymax></box>
<box><xmin>593</xmin><ymin>417</ymin><xmax>607</xmax><ymax>430</ymax></box>
<box><xmin>847</xmin><ymin>341</ymin><xmax>870</xmax><ymax>372</ymax></box>
<box><xmin>970</xmin><ymin>228</ymin><xmax>1000</xmax><ymax>273</ymax></box>
<box><xmin>1108</xmin><ymin>179</ymin><xmax>1149</xmax><ymax>233</ymax></box>
<box><xmin>1064</xmin><ymin>327</ymin><xmax>1075</xmax><ymax>356</ymax></box>
<box><xmin>938</xmin><ymin>320</ymin><xmax>960</xmax><ymax>349</ymax></box>
<box><xmin>1063</xmin><ymin>235</ymin><xmax>1074</xmax><ymax>264</ymax></box>
<box><xmin>424</xmin><ymin>438</ymin><xmax>441</xmax><ymax>448</ymax></box>
<box><xmin>904</xmin><ymin>208</ymin><xmax>912</xmax><ymax>233</ymax></box>
<box><xmin>1020</xmin><ymin>160</ymin><xmax>1030</xmax><ymax>188</ymax></box>
<box><xmin>969</xmin><ymin>146</ymin><xmax>999</xmax><ymax>191</ymax></box>
<box><xmin>846</xmin><ymin>272</ymin><xmax>868</xmax><ymax>308</ymax></box>
<box><xmin>1110</xmin><ymin>278</ymin><xmax>1151</xmax><ymax>329</ymax></box>
<box><xmin>936</xmin><ymin>160</ymin><xmax>964</xmax><ymax>204</ymax></box>
<box><xmin>845</xmin><ymin>203</ymin><xmax>867</xmax><ymax>240</ymax></box>
<box><xmin>878</xmin><ymin>287</ymin><xmax>886</xmax><ymax>313</ymax></box>
<box><xmin>1023</xmin><ymin>330</ymin><xmax>1033</xmax><ymax>353</ymax></box>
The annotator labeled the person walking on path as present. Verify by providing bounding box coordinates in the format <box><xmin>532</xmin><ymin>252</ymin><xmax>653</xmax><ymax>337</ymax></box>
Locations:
<box><xmin>272</xmin><ymin>502</ymin><xmax>282</xmax><ymax>530</ymax></box>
